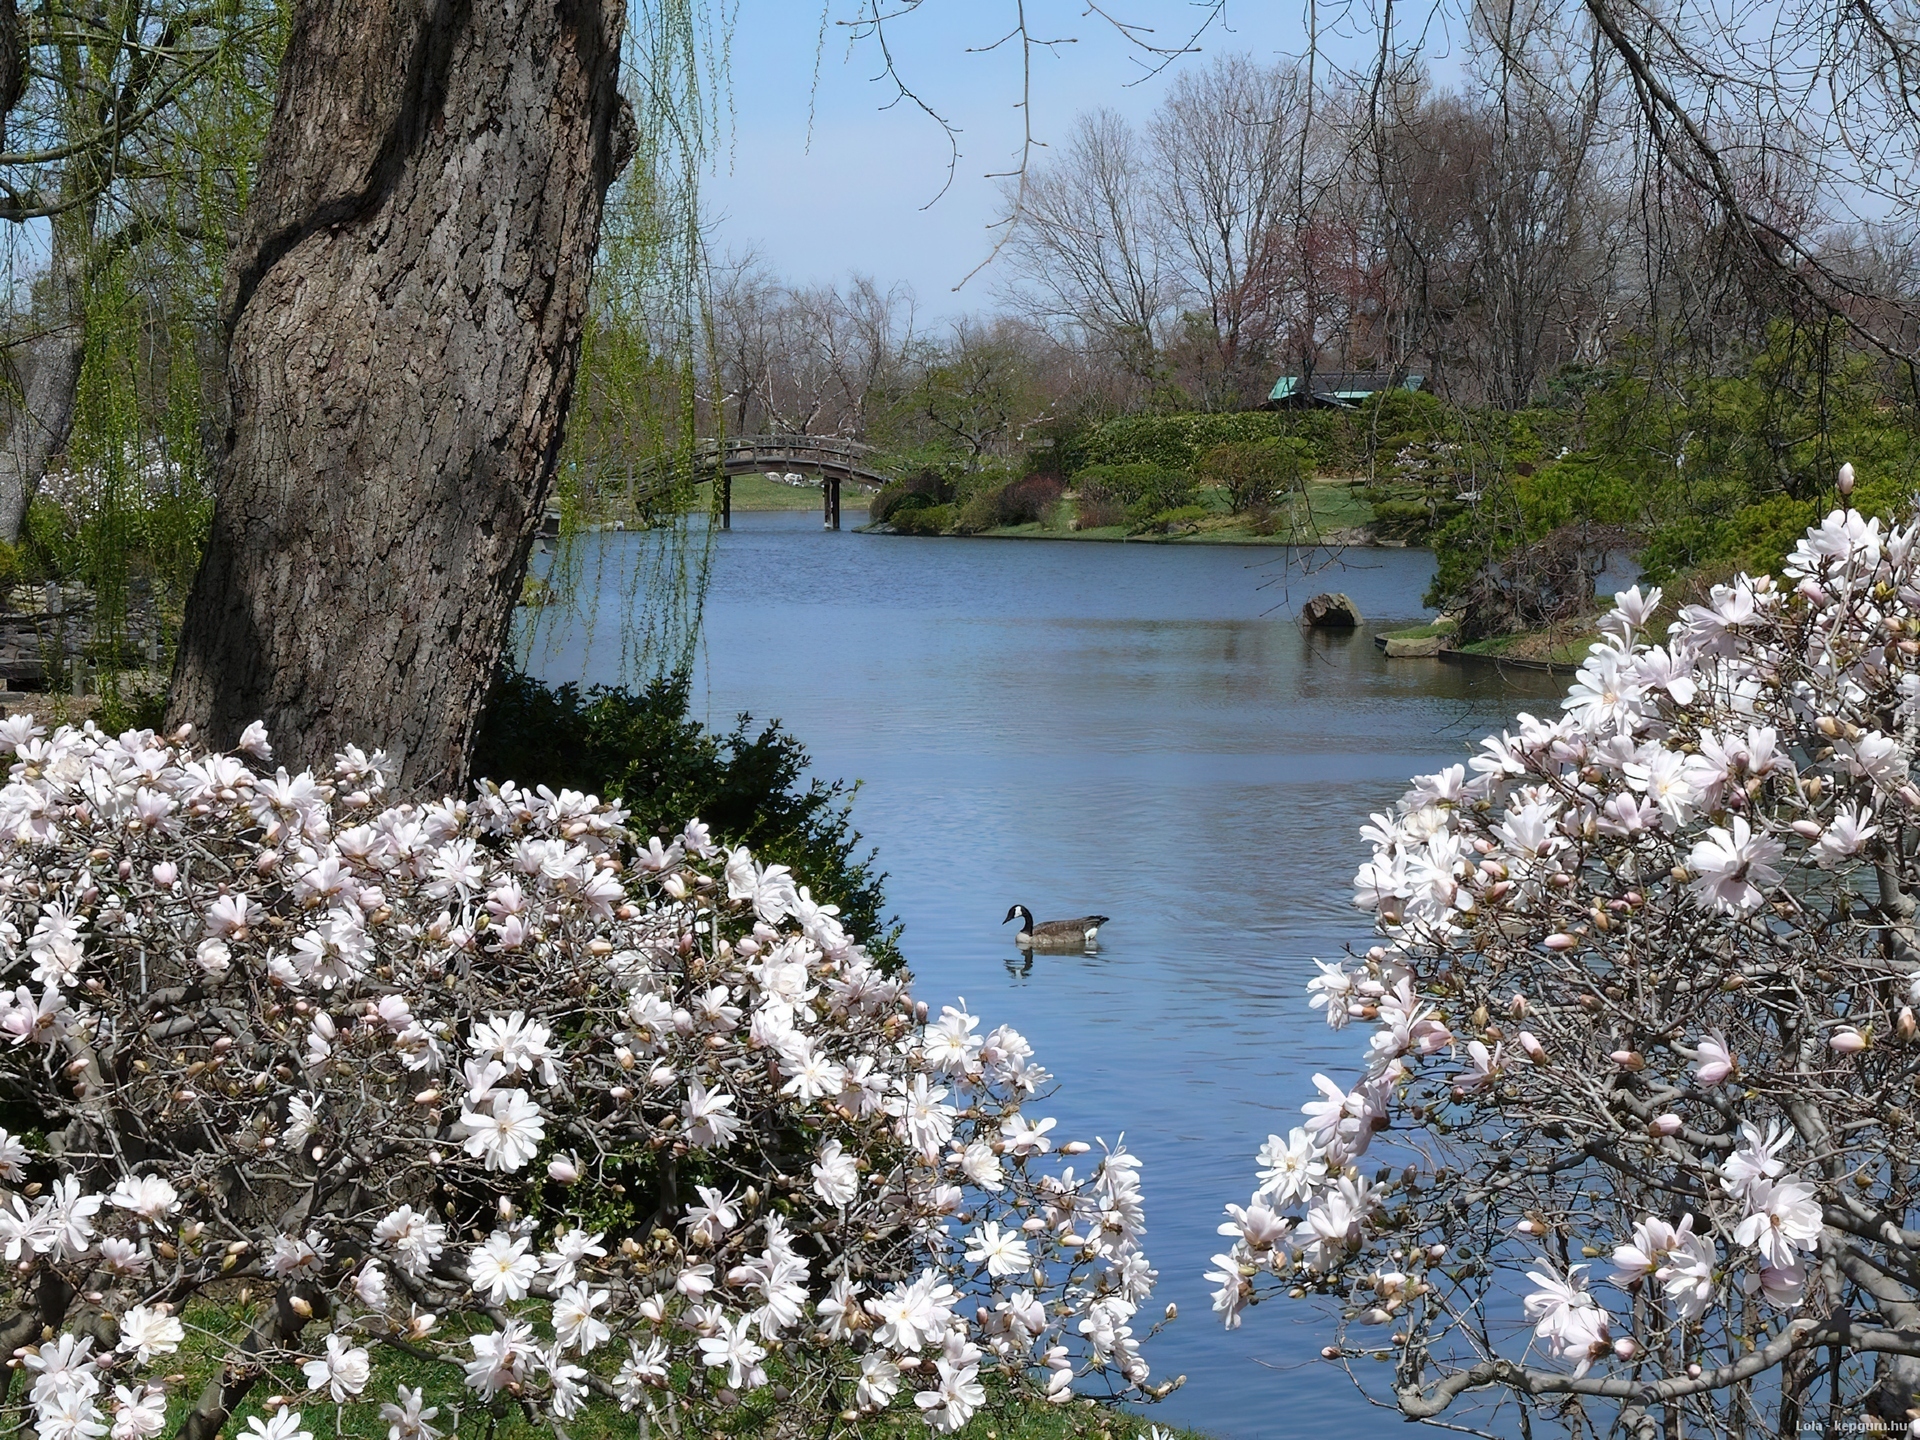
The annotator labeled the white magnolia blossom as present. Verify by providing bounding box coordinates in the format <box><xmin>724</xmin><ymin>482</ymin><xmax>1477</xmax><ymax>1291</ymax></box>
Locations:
<box><xmin>0</xmin><ymin>719</ymin><xmax>1158</xmax><ymax>1436</ymax></box>
<box><xmin>1215</xmin><ymin>496</ymin><xmax>1920</xmax><ymax>1436</ymax></box>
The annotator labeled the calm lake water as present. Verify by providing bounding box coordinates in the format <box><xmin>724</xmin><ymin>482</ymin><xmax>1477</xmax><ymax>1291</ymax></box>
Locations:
<box><xmin>522</xmin><ymin>512</ymin><xmax>1566</xmax><ymax>1439</ymax></box>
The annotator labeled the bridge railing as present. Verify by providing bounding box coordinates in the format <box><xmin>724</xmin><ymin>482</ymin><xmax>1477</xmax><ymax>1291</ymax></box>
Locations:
<box><xmin>555</xmin><ymin>435</ymin><xmax>892</xmax><ymax>532</ymax></box>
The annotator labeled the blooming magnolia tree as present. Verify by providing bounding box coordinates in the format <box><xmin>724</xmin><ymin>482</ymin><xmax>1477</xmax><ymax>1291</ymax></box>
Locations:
<box><xmin>1214</xmin><ymin>488</ymin><xmax>1920</xmax><ymax>1436</ymax></box>
<box><xmin>0</xmin><ymin>720</ymin><xmax>1157</xmax><ymax>1440</ymax></box>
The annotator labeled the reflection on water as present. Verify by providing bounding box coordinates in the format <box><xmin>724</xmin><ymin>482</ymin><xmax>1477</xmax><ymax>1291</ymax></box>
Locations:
<box><xmin>521</xmin><ymin>513</ymin><xmax>1567</xmax><ymax>1439</ymax></box>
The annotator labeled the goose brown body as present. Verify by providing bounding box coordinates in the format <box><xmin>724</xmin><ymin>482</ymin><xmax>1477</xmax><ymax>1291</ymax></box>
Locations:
<box><xmin>1002</xmin><ymin>904</ymin><xmax>1110</xmax><ymax>949</ymax></box>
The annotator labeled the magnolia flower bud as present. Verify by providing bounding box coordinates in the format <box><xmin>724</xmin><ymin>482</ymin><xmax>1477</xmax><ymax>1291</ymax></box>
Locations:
<box><xmin>547</xmin><ymin>1153</ymin><xmax>581</xmax><ymax>1185</ymax></box>
<box><xmin>1899</xmin><ymin>1007</ymin><xmax>1917</xmax><ymax>1043</ymax></box>
<box><xmin>1791</xmin><ymin>819</ymin><xmax>1823</xmax><ymax>839</ymax></box>
<box><xmin>1165</xmin><ymin>1302</ymin><xmax>1178</xmax><ymax>1320</ymax></box>
<box><xmin>1610</xmin><ymin>1050</ymin><xmax>1645</xmax><ymax>1071</ymax></box>
<box><xmin>1507</xmin><ymin>993</ymin><xmax>1529</xmax><ymax>1019</ymax></box>
<box><xmin>1687</xmin><ymin>1362</ymin><xmax>1703</xmax><ymax>1379</ymax></box>
<box><xmin>1060</xmin><ymin>1141</ymin><xmax>1091</xmax><ymax>1155</ymax></box>
<box><xmin>1517</xmin><ymin>1031</ymin><xmax>1546</xmax><ymax>1062</ymax></box>
<box><xmin>1543</xmin><ymin>933</ymin><xmax>1577</xmax><ymax>951</ymax></box>
<box><xmin>1515</xmin><ymin>1219</ymin><xmax>1541</xmax><ymax>1236</ymax></box>
<box><xmin>1838</xmin><ymin>461</ymin><xmax>1855</xmax><ymax>496</ymax></box>
<box><xmin>1321</xmin><ymin>1346</ymin><xmax>1342</xmax><ymax>1360</ymax></box>
<box><xmin>1650</xmin><ymin>1113</ymin><xmax>1684</xmax><ymax>1136</ymax></box>
<box><xmin>1614</xmin><ymin>1337</ymin><xmax>1638</xmax><ymax>1361</ymax></box>
<box><xmin>152</xmin><ymin>860</ymin><xmax>178</xmax><ymax>886</ymax></box>
<box><xmin>1830</xmin><ymin>1026</ymin><xmax>1869</xmax><ymax>1054</ymax></box>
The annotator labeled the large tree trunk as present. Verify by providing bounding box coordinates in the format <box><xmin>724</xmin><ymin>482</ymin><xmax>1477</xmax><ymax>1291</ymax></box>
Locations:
<box><xmin>167</xmin><ymin>0</ymin><xmax>633</xmax><ymax>791</ymax></box>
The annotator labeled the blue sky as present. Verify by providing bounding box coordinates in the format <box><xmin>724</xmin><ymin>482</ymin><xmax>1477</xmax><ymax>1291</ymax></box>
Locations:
<box><xmin>702</xmin><ymin>2</ymin><xmax>1371</xmax><ymax>321</ymax></box>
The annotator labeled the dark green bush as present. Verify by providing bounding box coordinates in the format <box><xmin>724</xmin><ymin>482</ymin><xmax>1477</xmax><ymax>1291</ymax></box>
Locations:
<box><xmin>1198</xmin><ymin>438</ymin><xmax>1312</xmax><ymax>514</ymax></box>
<box><xmin>473</xmin><ymin>669</ymin><xmax>900</xmax><ymax>967</ymax></box>
<box><xmin>1130</xmin><ymin>503</ymin><xmax>1210</xmax><ymax>535</ymax></box>
<box><xmin>870</xmin><ymin>470</ymin><xmax>955</xmax><ymax>527</ymax></box>
<box><xmin>1073</xmin><ymin>462</ymin><xmax>1195</xmax><ymax>514</ymax></box>
<box><xmin>892</xmin><ymin>503</ymin><xmax>955</xmax><ymax>536</ymax></box>
<box><xmin>996</xmin><ymin>472</ymin><xmax>1067</xmax><ymax>525</ymax></box>
<box><xmin>952</xmin><ymin>492</ymin><xmax>1000</xmax><ymax>534</ymax></box>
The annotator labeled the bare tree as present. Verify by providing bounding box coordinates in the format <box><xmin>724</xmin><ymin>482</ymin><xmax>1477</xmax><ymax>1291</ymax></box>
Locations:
<box><xmin>1000</xmin><ymin>109</ymin><xmax>1166</xmax><ymax>381</ymax></box>
<box><xmin>706</xmin><ymin>264</ymin><xmax>915</xmax><ymax>439</ymax></box>
<box><xmin>1150</xmin><ymin>55</ymin><xmax>1306</xmax><ymax>406</ymax></box>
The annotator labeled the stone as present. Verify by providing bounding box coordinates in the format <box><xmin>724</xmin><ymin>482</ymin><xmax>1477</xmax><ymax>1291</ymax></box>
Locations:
<box><xmin>1299</xmin><ymin>592</ymin><xmax>1363</xmax><ymax>629</ymax></box>
<box><xmin>1384</xmin><ymin>635</ymin><xmax>1445</xmax><ymax>658</ymax></box>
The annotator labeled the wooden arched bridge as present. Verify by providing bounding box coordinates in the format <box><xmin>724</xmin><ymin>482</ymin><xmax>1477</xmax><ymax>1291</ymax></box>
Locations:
<box><xmin>703</xmin><ymin>434</ymin><xmax>892</xmax><ymax>528</ymax></box>
<box><xmin>549</xmin><ymin>437</ymin><xmax>890</xmax><ymax>537</ymax></box>
<box><xmin>602</xmin><ymin>434</ymin><xmax>891</xmax><ymax>530</ymax></box>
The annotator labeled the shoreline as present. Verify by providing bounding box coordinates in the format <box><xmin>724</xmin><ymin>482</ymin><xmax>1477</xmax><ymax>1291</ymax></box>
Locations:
<box><xmin>855</xmin><ymin>522</ymin><xmax>1418</xmax><ymax>550</ymax></box>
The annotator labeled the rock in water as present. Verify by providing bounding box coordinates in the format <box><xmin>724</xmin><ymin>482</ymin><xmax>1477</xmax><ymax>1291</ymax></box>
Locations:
<box><xmin>1299</xmin><ymin>592</ymin><xmax>1363</xmax><ymax>629</ymax></box>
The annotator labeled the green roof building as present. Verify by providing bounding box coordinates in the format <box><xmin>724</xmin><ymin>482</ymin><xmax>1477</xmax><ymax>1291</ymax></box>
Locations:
<box><xmin>1265</xmin><ymin>370</ymin><xmax>1424</xmax><ymax>409</ymax></box>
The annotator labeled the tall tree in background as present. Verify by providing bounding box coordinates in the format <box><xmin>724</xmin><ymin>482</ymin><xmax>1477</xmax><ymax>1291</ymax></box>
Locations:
<box><xmin>1001</xmin><ymin>109</ymin><xmax>1167</xmax><ymax>384</ymax></box>
<box><xmin>166</xmin><ymin>0</ymin><xmax>639</xmax><ymax>790</ymax></box>
<box><xmin>1149</xmin><ymin>56</ymin><xmax>1305</xmax><ymax>406</ymax></box>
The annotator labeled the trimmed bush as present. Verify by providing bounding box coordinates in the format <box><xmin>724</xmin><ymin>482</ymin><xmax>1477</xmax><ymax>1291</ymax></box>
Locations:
<box><xmin>869</xmin><ymin>470</ymin><xmax>955</xmax><ymax>527</ymax></box>
<box><xmin>997</xmin><ymin>472</ymin><xmax>1068</xmax><ymax>525</ymax></box>
<box><xmin>1198</xmin><ymin>438</ymin><xmax>1313</xmax><ymax>514</ymax></box>
<box><xmin>892</xmin><ymin>502</ymin><xmax>955</xmax><ymax>536</ymax></box>
<box><xmin>1130</xmin><ymin>503</ymin><xmax>1210</xmax><ymax>535</ymax></box>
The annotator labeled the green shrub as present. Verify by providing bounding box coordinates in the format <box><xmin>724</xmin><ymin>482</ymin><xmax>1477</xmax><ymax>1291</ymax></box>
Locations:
<box><xmin>1082</xmin><ymin>411</ymin><xmax>1297</xmax><ymax>469</ymax></box>
<box><xmin>1371</xmin><ymin>498</ymin><xmax>1450</xmax><ymax>541</ymax></box>
<box><xmin>1198</xmin><ymin>438</ymin><xmax>1312</xmax><ymax>513</ymax></box>
<box><xmin>473</xmin><ymin>669</ymin><xmax>900</xmax><ymax>967</ymax></box>
<box><xmin>1130</xmin><ymin>503</ymin><xmax>1210</xmax><ymax>535</ymax></box>
<box><xmin>1074</xmin><ymin>462</ymin><xmax>1194</xmax><ymax>511</ymax></box>
<box><xmin>997</xmin><ymin>472</ymin><xmax>1068</xmax><ymax>525</ymax></box>
<box><xmin>953</xmin><ymin>491</ymin><xmax>1001</xmax><ymax>534</ymax></box>
<box><xmin>870</xmin><ymin>469</ymin><xmax>954</xmax><ymax>527</ymax></box>
<box><xmin>892</xmin><ymin>502</ymin><xmax>955</xmax><ymax>536</ymax></box>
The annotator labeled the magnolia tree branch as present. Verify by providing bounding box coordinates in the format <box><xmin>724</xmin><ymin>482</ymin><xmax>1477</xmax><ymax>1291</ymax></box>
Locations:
<box><xmin>1211</xmin><ymin>474</ymin><xmax>1920</xmax><ymax>1435</ymax></box>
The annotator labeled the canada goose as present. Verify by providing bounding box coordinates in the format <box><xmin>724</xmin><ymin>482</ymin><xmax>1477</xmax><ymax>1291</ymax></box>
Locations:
<box><xmin>1003</xmin><ymin>905</ymin><xmax>1110</xmax><ymax>949</ymax></box>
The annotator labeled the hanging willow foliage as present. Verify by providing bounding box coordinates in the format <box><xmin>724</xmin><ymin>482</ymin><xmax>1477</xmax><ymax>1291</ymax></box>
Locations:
<box><xmin>8</xmin><ymin>0</ymin><xmax>285</xmax><ymax>719</ymax></box>
<box><xmin>518</xmin><ymin>0</ymin><xmax>729</xmax><ymax>687</ymax></box>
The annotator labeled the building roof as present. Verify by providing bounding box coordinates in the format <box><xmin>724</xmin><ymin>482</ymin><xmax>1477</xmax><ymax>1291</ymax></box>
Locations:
<box><xmin>1267</xmin><ymin>371</ymin><xmax>1425</xmax><ymax>406</ymax></box>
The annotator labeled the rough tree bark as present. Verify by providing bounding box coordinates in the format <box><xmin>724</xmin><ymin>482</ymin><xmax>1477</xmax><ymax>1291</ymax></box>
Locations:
<box><xmin>167</xmin><ymin>0</ymin><xmax>634</xmax><ymax>791</ymax></box>
<box><xmin>0</xmin><ymin>306</ymin><xmax>85</xmax><ymax>542</ymax></box>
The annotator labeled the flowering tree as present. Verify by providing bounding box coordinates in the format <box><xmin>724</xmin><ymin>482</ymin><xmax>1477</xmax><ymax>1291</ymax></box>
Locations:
<box><xmin>0</xmin><ymin>719</ymin><xmax>1157</xmax><ymax>1439</ymax></box>
<box><xmin>1214</xmin><ymin>482</ymin><xmax>1920</xmax><ymax>1436</ymax></box>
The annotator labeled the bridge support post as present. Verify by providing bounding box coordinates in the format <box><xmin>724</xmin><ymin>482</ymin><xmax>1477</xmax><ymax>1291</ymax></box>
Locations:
<box><xmin>720</xmin><ymin>474</ymin><xmax>731</xmax><ymax>530</ymax></box>
<box><xmin>825</xmin><ymin>476</ymin><xmax>840</xmax><ymax>530</ymax></box>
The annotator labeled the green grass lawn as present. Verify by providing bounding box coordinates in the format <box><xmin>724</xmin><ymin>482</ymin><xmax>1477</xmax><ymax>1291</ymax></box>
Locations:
<box><xmin>725</xmin><ymin>473</ymin><xmax>883</xmax><ymax>513</ymax></box>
